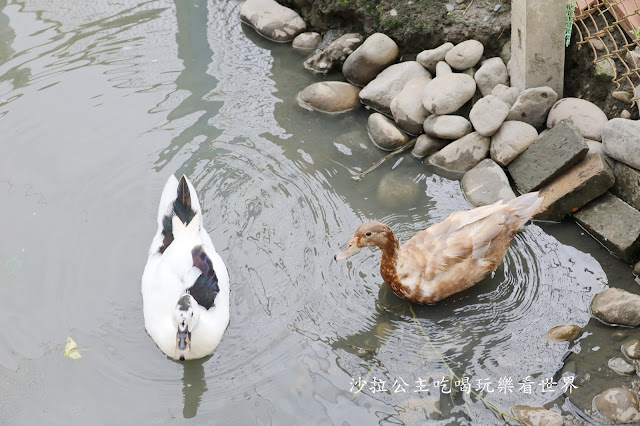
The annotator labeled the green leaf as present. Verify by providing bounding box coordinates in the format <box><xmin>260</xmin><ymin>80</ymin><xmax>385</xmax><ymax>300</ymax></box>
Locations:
<box><xmin>64</xmin><ymin>336</ymin><xmax>82</xmax><ymax>360</ymax></box>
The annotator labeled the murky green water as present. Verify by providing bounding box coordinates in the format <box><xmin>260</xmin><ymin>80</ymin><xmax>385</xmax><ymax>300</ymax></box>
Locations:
<box><xmin>0</xmin><ymin>1</ymin><xmax>637</xmax><ymax>424</ymax></box>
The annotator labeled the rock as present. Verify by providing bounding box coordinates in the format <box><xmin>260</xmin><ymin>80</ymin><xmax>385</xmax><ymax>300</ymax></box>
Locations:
<box><xmin>411</xmin><ymin>134</ymin><xmax>448</xmax><ymax>158</ymax></box>
<box><xmin>586</xmin><ymin>140</ymin><xmax>615</xmax><ymax>169</ymax></box>
<box><xmin>548</xmin><ymin>325</ymin><xmax>582</xmax><ymax>341</ymax></box>
<box><xmin>509</xmin><ymin>120</ymin><xmax>588</xmax><ymax>193</ymax></box>
<box><xmin>595</xmin><ymin>58</ymin><xmax>615</xmax><ymax>79</ymax></box>
<box><xmin>297</xmin><ymin>82</ymin><xmax>361</xmax><ymax>113</ymax></box>
<box><xmin>608</xmin><ymin>357</ymin><xmax>636</xmax><ymax>375</ymax></box>
<box><xmin>423</xmin><ymin>115</ymin><xmax>472</xmax><ymax>140</ymax></box>
<box><xmin>591</xmin><ymin>288</ymin><xmax>640</xmax><ymax>326</ymax></box>
<box><xmin>547</xmin><ymin>98</ymin><xmax>608</xmax><ymax>141</ymax></box>
<box><xmin>435</xmin><ymin>61</ymin><xmax>452</xmax><ymax>76</ymax></box>
<box><xmin>507</xmin><ymin>86</ymin><xmax>558</xmax><ymax>128</ymax></box>
<box><xmin>511</xmin><ymin>407</ymin><xmax>564</xmax><ymax>426</ymax></box>
<box><xmin>612</xmin><ymin>162</ymin><xmax>640</xmax><ymax>211</ymax></box>
<box><xmin>416</xmin><ymin>42</ymin><xmax>454</xmax><ymax>73</ymax></box>
<box><xmin>292</xmin><ymin>32</ymin><xmax>321</xmax><ymax>50</ymax></box>
<box><xmin>594</xmin><ymin>388</ymin><xmax>640</xmax><ymax>424</ymax></box>
<box><xmin>444</xmin><ymin>40</ymin><xmax>484</xmax><ymax>71</ymax></box>
<box><xmin>390</xmin><ymin>76</ymin><xmax>432</xmax><ymax>135</ymax></box>
<box><xmin>500</xmin><ymin>40</ymin><xmax>511</xmax><ymax>64</ymax></box>
<box><xmin>591</xmin><ymin>38</ymin><xmax>605</xmax><ymax>51</ymax></box>
<box><xmin>635</xmin><ymin>261</ymin><xmax>640</xmax><ymax>276</ymax></box>
<box><xmin>623</xmin><ymin>339</ymin><xmax>640</xmax><ymax>359</ymax></box>
<box><xmin>461</xmin><ymin>159</ymin><xmax>515</xmax><ymax>207</ymax></box>
<box><xmin>490</xmin><ymin>121</ymin><xmax>538</xmax><ymax>166</ymax></box>
<box><xmin>303</xmin><ymin>33</ymin><xmax>363</xmax><ymax>74</ymax></box>
<box><xmin>474</xmin><ymin>58</ymin><xmax>509</xmax><ymax>96</ymax></box>
<box><xmin>573</xmin><ymin>193</ymin><xmax>640</xmax><ymax>262</ymax></box>
<box><xmin>367</xmin><ymin>113</ymin><xmax>409</xmax><ymax>151</ymax></box>
<box><xmin>240</xmin><ymin>0</ymin><xmax>306</xmax><ymax>42</ymax></box>
<box><xmin>469</xmin><ymin>95</ymin><xmax>510</xmax><ymax>137</ymax></box>
<box><xmin>492</xmin><ymin>84</ymin><xmax>520</xmax><ymax>107</ymax></box>
<box><xmin>377</xmin><ymin>172</ymin><xmax>419</xmax><ymax>208</ymax></box>
<box><xmin>421</xmin><ymin>73</ymin><xmax>476</xmax><ymax>115</ymax></box>
<box><xmin>622</xmin><ymin>109</ymin><xmax>632</xmax><ymax>119</ymax></box>
<box><xmin>342</xmin><ymin>33</ymin><xmax>398</xmax><ymax>87</ymax></box>
<box><xmin>427</xmin><ymin>132</ymin><xmax>490</xmax><ymax>173</ymax></box>
<box><xmin>603</xmin><ymin>118</ymin><xmax>640</xmax><ymax>170</ymax></box>
<box><xmin>535</xmin><ymin>151</ymin><xmax>615</xmax><ymax>221</ymax></box>
<box><xmin>361</xmin><ymin>61</ymin><xmax>431</xmax><ymax>116</ymax></box>
<box><xmin>613</xmin><ymin>91</ymin><xmax>633</xmax><ymax>103</ymax></box>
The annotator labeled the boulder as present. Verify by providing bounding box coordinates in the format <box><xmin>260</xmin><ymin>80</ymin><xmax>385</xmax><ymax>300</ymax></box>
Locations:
<box><xmin>603</xmin><ymin>118</ymin><xmax>640</xmax><ymax>170</ymax></box>
<box><xmin>461</xmin><ymin>159</ymin><xmax>515</xmax><ymax>207</ymax></box>
<box><xmin>390</xmin><ymin>76</ymin><xmax>432</xmax><ymax>135</ymax></box>
<box><xmin>240</xmin><ymin>0</ymin><xmax>306</xmax><ymax>42</ymax></box>
<box><xmin>421</xmin><ymin>73</ymin><xmax>476</xmax><ymax>115</ymax></box>
<box><xmin>423</xmin><ymin>115</ymin><xmax>472</xmax><ymax>140</ymax></box>
<box><xmin>511</xmin><ymin>407</ymin><xmax>563</xmax><ymax>426</ymax></box>
<box><xmin>416</xmin><ymin>42</ymin><xmax>454</xmax><ymax>73</ymax></box>
<box><xmin>492</xmin><ymin>84</ymin><xmax>520</xmax><ymax>107</ymax></box>
<box><xmin>591</xmin><ymin>288</ymin><xmax>640</xmax><ymax>326</ymax></box>
<box><xmin>292</xmin><ymin>32</ymin><xmax>322</xmax><ymax>50</ymax></box>
<box><xmin>342</xmin><ymin>33</ymin><xmax>398</xmax><ymax>87</ymax></box>
<box><xmin>427</xmin><ymin>132</ymin><xmax>489</xmax><ymax>173</ymax></box>
<box><xmin>367</xmin><ymin>113</ymin><xmax>409</xmax><ymax>151</ymax></box>
<box><xmin>474</xmin><ymin>58</ymin><xmax>509</xmax><ymax>96</ymax></box>
<box><xmin>507</xmin><ymin>86</ymin><xmax>558</xmax><ymax>128</ymax></box>
<box><xmin>444</xmin><ymin>40</ymin><xmax>484</xmax><ymax>70</ymax></box>
<box><xmin>612</xmin><ymin>162</ymin><xmax>640</xmax><ymax>211</ymax></box>
<box><xmin>303</xmin><ymin>33</ymin><xmax>363</xmax><ymax>74</ymax></box>
<box><xmin>411</xmin><ymin>134</ymin><xmax>448</xmax><ymax>158</ymax></box>
<box><xmin>594</xmin><ymin>388</ymin><xmax>640</xmax><ymax>424</ymax></box>
<box><xmin>435</xmin><ymin>61</ymin><xmax>452</xmax><ymax>76</ymax></box>
<box><xmin>547</xmin><ymin>98</ymin><xmax>608</xmax><ymax>141</ymax></box>
<box><xmin>469</xmin><ymin>95</ymin><xmax>510</xmax><ymax>137</ymax></box>
<box><xmin>297</xmin><ymin>82</ymin><xmax>361</xmax><ymax>113</ymax></box>
<box><xmin>490</xmin><ymin>121</ymin><xmax>538</xmax><ymax>166</ymax></box>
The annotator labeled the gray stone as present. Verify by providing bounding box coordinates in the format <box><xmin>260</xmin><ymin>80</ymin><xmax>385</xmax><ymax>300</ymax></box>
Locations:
<box><xmin>390</xmin><ymin>76</ymin><xmax>432</xmax><ymax>135</ymax></box>
<box><xmin>490</xmin><ymin>121</ymin><xmax>538</xmax><ymax>166</ymax></box>
<box><xmin>360</xmin><ymin>61</ymin><xmax>431</xmax><ymax>116</ymax></box>
<box><xmin>416</xmin><ymin>42</ymin><xmax>454</xmax><ymax>73</ymax></box>
<box><xmin>421</xmin><ymin>73</ymin><xmax>476</xmax><ymax>115</ymax></box>
<box><xmin>240</xmin><ymin>0</ymin><xmax>306</xmax><ymax>42</ymax></box>
<box><xmin>461</xmin><ymin>159</ymin><xmax>515</xmax><ymax>207</ymax></box>
<box><xmin>535</xmin><ymin>151</ymin><xmax>615</xmax><ymax>221</ymax></box>
<box><xmin>500</xmin><ymin>40</ymin><xmax>511</xmax><ymax>64</ymax></box>
<box><xmin>423</xmin><ymin>115</ymin><xmax>472</xmax><ymax>140</ymax></box>
<box><xmin>509</xmin><ymin>120</ymin><xmax>588</xmax><ymax>193</ymax></box>
<box><xmin>292</xmin><ymin>32</ymin><xmax>321</xmax><ymax>50</ymax></box>
<box><xmin>427</xmin><ymin>132</ymin><xmax>490</xmax><ymax>173</ymax></box>
<box><xmin>474</xmin><ymin>58</ymin><xmax>509</xmax><ymax>96</ymax></box>
<box><xmin>612</xmin><ymin>162</ymin><xmax>640</xmax><ymax>211</ymax></box>
<box><xmin>547</xmin><ymin>98</ymin><xmax>608</xmax><ymax>141</ymax></box>
<box><xmin>635</xmin><ymin>261</ymin><xmax>640</xmax><ymax>277</ymax></box>
<box><xmin>444</xmin><ymin>40</ymin><xmax>484</xmax><ymax>71</ymax></box>
<box><xmin>303</xmin><ymin>33</ymin><xmax>363</xmax><ymax>74</ymax></box>
<box><xmin>297</xmin><ymin>82</ymin><xmax>361</xmax><ymax>113</ymax></box>
<box><xmin>603</xmin><ymin>118</ymin><xmax>640</xmax><ymax>170</ymax></box>
<box><xmin>411</xmin><ymin>134</ymin><xmax>448</xmax><ymax>158</ymax></box>
<box><xmin>548</xmin><ymin>325</ymin><xmax>582</xmax><ymax>342</ymax></box>
<box><xmin>469</xmin><ymin>95</ymin><xmax>510</xmax><ymax>137</ymax></box>
<box><xmin>342</xmin><ymin>33</ymin><xmax>398</xmax><ymax>87</ymax></box>
<box><xmin>435</xmin><ymin>61</ymin><xmax>452</xmax><ymax>77</ymax></box>
<box><xmin>613</xmin><ymin>91</ymin><xmax>633</xmax><ymax>103</ymax></box>
<box><xmin>367</xmin><ymin>113</ymin><xmax>409</xmax><ymax>151</ymax></box>
<box><xmin>622</xmin><ymin>109</ymin><xmax>632</xmax><ymax>119</ymax></box>
<box><xmin>608</xmin><ymin>357</ymin><xmax>636</xmax><ymax>375</ymax></box>
<box><xmin>591</xmin><ymin>38</ymin><xmax>605</xmax><ymax>51</ymax></box>
<box><xmin>574</xmin><ymin>193</ymin><xmax>640</xmax><ymax>263</ymax></box>
<box><xmin>623</xmin><ymin>339</ymin><xmax>640</xmax><ymax>359</ymax></box>
<box><xmin>594</xmin><ymin>388</ymin><xmax>640</xmax><ymax>424</ymax></box>
<box><xmin>507</xmin><ymin>86</ymin><xmax>558</xmax><ymax>128</ymax></box>
<box><xmin>492</xmin><ymin>84</ymin><xmax>521</xmax><ymax>107</ymax></box>
<box><xmin>377</xmin><ymin>172</ymin><xmax>419</xmax><ymax>208</ymax></box>
<box><xmin>592</xmin><ymin>288</ymin><xmax>640</xmax><ymax>326</ymax></box>
<box><xmin>511</xmin><ymin>407</ymin><xmax>564</xmax><ymax>426</ymax></box>
<box><xmin>595</xmin><ymin>58</ymin><xmax>615</xmax><ymax>79</ymax></box>
<box><xmin>586</xmin><ymin>140</ymin><xmax>615</xmax><ymax>169</ymax></box>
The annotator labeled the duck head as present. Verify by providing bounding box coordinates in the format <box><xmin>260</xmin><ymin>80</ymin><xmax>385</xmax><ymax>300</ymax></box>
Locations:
<box><xmin>173</xmin><ymin>294</ymin><xmax>200</xmax><ymax>361</ymax></box>
<box><xmin>334</xmin><ymin>221</ymin><xmax>393</xmax><ymax>260</ymax></box>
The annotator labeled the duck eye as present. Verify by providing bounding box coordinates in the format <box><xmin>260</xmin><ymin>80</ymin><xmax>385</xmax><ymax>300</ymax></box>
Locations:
<box><xmin>365</xmin><ymin>231</ymin><xmax>372</xmax><ymax>237</ymax></box>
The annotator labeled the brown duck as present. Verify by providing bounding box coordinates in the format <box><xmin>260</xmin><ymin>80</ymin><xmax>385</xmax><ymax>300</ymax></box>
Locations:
<box><xmin>335</xmin><ymin>192</ymin><xmax>543</xmax><ymax>304</ymax></box>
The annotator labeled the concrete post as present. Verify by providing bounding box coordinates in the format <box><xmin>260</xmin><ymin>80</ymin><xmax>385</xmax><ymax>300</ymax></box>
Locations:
<box><xmin>510</xmin><ymin>0</ymin><xmax>566</xmax><ymax>96</ymax></box>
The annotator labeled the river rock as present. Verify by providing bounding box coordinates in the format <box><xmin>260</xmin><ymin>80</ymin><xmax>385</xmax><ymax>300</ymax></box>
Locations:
<box><xmin>509</xmin><ymin>120</ymin><xmax>588</xmax><ymax>193</ymax></box>
<box><xmin>469</xmin><ymin>95</ymin><xmax>510</xmax><ymax>136</ymax></box>
<box><xmin>361</xmin><ymin>61</ymin><xmax>431</xmax><ymax>116</ymax></box>
<box><xmin>535</xmin><ymin>151</ymin><xmax>615</xmax><ymax>221</ymax></box>
<box><xmin>635</xmin><ymin>261</ymin><xmax>640</xmax><ymax>276</ymax></box>
<box><xmin>461</xmin><ymin>159</ymin><xmax>515</xmax><ymax>207</ymax></box>
<box><xmin>411</xmin><ymin>134</ymin><xmax>448</xmax><ymax>158</ymax></box>
<box><xmin>303</xmin><ymin>33</ymin><xmax>363</xmax><ymax>74</ymax></box>
<box><xmin>622</xmin><ymin>109</ymin><xmax>632</xmax><ymax>119</ymax></box>
<box><xmin>591</xmin><ymin>288</ymin><xmax>640</xmax><ymax>326</ymax></box>
<box><xmin>435</xmin><ymin>61</ymin><xmax>452</xmax><ymax>76</ymax></box>
<box><xmin>612</xmin><ymin>162</ymin><xmax>640</xmax><ymax>211</ymax></box>
<box><xmin>511</xmin><ymin>407</ymin><xmax>563</xmax><ymax>426</ymax></box>
<box><xmin>423</xmin><ymin>115</ymin><xmax>472</xmax><ymax>140</ymax></box>
<box><xmin>421</xmin><ymin>73</ymin><xmax>476</xmax><ymax>115</ymax></box>
<box><xmin>507</xmin><ymin>86</ymin><xmax>558</xmax><ymax>128</ymax></box>
<box><xmin>613</xmin><ymin>90</ymin><xmax>633</xmax><ymax>103</ymax></box>
<box><xmin>623</xmin><ymin>339</ymin><xmax>640</xmax><ymax>359</ymax></box>
<box><xmin>573</xmin><ymin>193</ymin><xmax>640</xmax><ymax>262</ymax></box>
<box><xmin>390</xmin><ymin>76</ymin><xmax>432</xmax><ymax>135</ymax></box>
<box><xmin>297</xmin><ymin>82</ymin><xmax>361</xmax><ymax>113</ymax></box>
<box><xmin>416</xmin><ymin>42</ymin><xmax>454</xmax><ymax>73</ymax></box>
<box><xmin>603</xmin><ymin>118</ymin><xmax>640</xmax><ymax>170</ymax></box>
<box><xmin>490</xmin><ymin>121</ymin><xmax>538</xmax><ymax>166</ymax></box>
<box><xmin>240</xmin><ymin>0</ymin><xmax>306</xmax><ymax>42</ymax></box>
<box><xmin>474</xmin><ymin>58</ymin><xmax>509</xmax><ymax>96</ymax></box>
<box><xmin>547</xmin><ymin>98</ymin><xmax>608</xmax><ymax>141</ymax></box>
<box><xmin>377</xmin><ymin>172</ymin><xmax>419</xmax><ymax>208</ymax></box>
<box><xmin>548</xmin><ymin>325</ymin><xmax>582</xmax><ymax>341</ymax></box>
<box><xmin>427</xmin><ymin>132</ymin><xmax>489</xmax><ymax>173</ymax></box>
<box><xmin>609</xmin><ymin>357</ymin><xmax>636</xmax><ymax>375</ymax></box>
<box><xmin>492</xmin><ymin>84</ymin><xmax>520</xmax><ymax>107</ymax></box>
<box><xmin>292</xmin><ymin>32</ymin><xmax>321</xmax><ymax>50</ymax></box>
<box><xmin>594</xmin><ymin>388</ymin><xmax>640</xmax><ymax>424</ymax></box>
<box><xmin>342</xmin><ymin>33</ymin><xmax>398</xmax><ymax>87</ymax></box>
<box><xmin>444</xmin><ymin>40</ymin><xmax>484</xmax><ymax>71</ymax></box>
<box><xmin>368</xmin><ymin>113</ymin><xmax>409</xmax><ymax>151</ymax></box>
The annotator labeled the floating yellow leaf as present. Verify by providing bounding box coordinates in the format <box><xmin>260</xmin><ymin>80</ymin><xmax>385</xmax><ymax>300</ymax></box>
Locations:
<box><xmin>64</xmin><ymin>336</ymin><xmax>82</xmax><ymax>360</ymax></box>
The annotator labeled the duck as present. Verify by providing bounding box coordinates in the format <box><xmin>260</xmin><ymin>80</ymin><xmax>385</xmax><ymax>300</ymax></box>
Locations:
<box><xmin>141</xmin><ymin>175</ymin><xmax>230</xmax><ymax>360</ymax></box>
<box><xmin>335</xmin><ymin>192</ymin><xmax>543</xmax><ymax>304</ymax></box>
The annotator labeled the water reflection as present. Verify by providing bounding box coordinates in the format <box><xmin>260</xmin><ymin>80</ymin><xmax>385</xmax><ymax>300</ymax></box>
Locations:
<box><xmin>181</xmin><ymin>356</ymin><xmax>209</xmax><ymax>418</ymax></box>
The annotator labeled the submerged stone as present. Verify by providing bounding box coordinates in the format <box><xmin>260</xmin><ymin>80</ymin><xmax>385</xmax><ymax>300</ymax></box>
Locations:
<box><xmin>594</xmin><ymin>388</ymin><xmax>640</xmax><ymax>424</ymax></box>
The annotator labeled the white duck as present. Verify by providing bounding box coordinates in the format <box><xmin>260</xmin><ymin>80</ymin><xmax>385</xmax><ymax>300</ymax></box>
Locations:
<box><xmin>142</xmin><ymin>175</ymin><xmax>230</xmax><ymax>360</ymax></box>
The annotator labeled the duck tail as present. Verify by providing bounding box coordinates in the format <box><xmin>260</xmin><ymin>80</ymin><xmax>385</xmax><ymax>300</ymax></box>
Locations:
<box><xmin>158</xmin><ymin>175</ymin><xmax>203</xmax><ymax>253</ymax></box>
<box><xmin>505</xmin><ymin>191</ymin><xmax>544</xmax><ymax>227</ymax></box>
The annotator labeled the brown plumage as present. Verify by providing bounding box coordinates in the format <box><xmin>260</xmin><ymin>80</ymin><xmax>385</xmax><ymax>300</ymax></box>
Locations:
<box><xmin>335</xmin><ymin>192</ymin><xmax>544</xmax><ymax>304</ymax></box>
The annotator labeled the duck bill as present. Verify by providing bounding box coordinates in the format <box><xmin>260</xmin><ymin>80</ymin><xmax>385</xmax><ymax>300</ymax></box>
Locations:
<box><xmin>334</xmin><ymin>237</ymin><xmax>360</xmax><ymax>261</ymax></box>
<box><xmin>175</xmin><ymin>328</ymin><xmax>191</xmax><ymax>361</ymax></box>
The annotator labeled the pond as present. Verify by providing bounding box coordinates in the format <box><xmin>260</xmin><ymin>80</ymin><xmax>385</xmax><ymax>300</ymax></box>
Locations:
<box><xmin>0</xmin><ymin>0</ymin><xmax>636</xmax><ymax>423</ymax></box>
